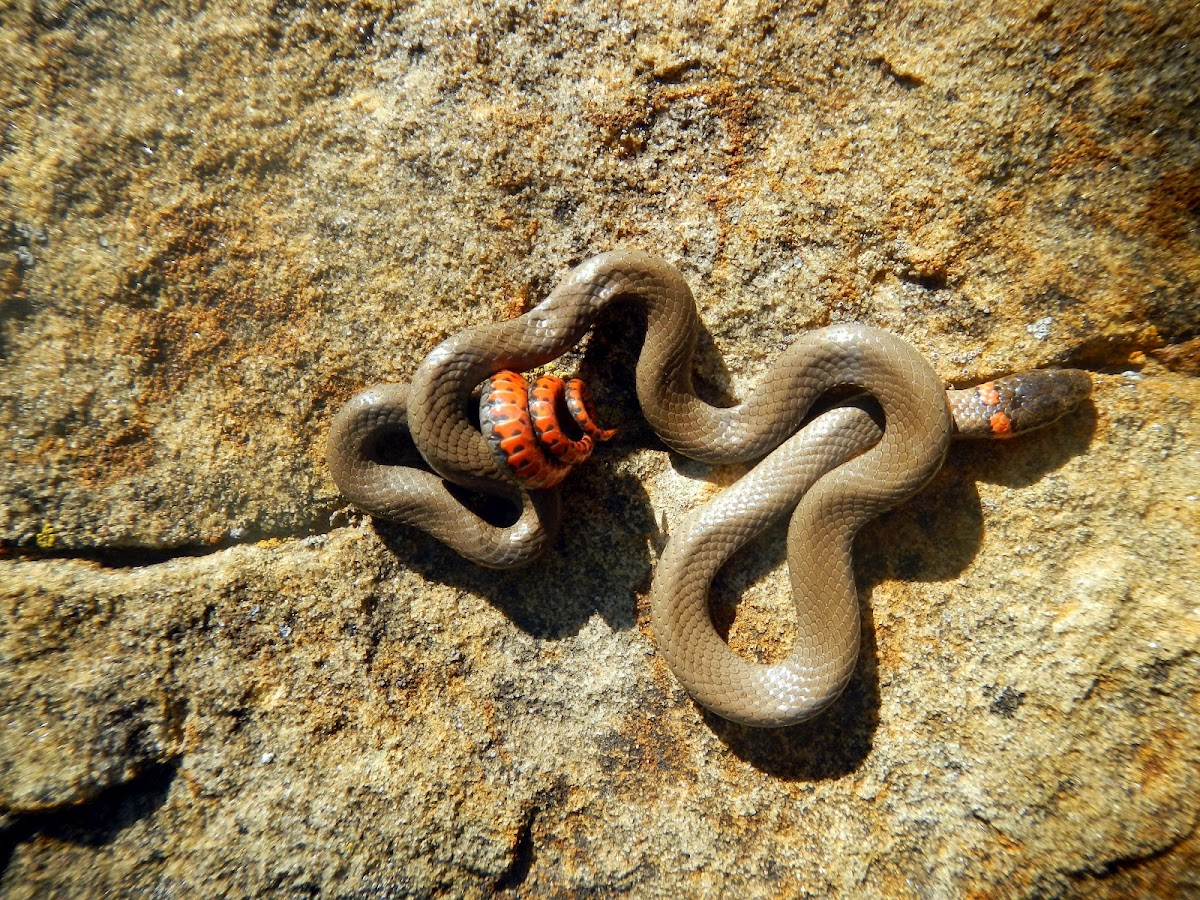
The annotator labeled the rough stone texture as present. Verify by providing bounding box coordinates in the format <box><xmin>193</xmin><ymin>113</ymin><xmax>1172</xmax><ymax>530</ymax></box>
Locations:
<box><xmin>1</xmin><ymin>0</ymin><xmax>1197</xmax><ymax>897</ymax></box>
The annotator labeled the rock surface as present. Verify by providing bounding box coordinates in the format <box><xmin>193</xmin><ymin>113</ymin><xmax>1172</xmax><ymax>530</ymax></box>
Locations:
<box><xmin>1</xmin><ymin>0</ymin><xmax>1197</xmax><ymax>896</ymax></box>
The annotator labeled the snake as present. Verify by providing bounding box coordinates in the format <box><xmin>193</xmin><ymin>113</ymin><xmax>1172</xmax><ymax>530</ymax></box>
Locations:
<box><xmin>327</xmin><ymin>250</ymin><xmax>1091</xmax><ymax>727</ymax></box>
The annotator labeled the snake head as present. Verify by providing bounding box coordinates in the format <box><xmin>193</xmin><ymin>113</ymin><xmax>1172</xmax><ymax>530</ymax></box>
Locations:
<box><xmin>952</xmin><ymin>369</ymin><xmax>1092</xmax><ymax>439</ymax></box>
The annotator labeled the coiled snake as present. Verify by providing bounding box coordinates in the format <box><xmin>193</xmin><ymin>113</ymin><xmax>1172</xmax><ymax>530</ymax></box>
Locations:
<box><xmin>328</xmin><ymin>250</ymin><xmax>1090</xmax><ymax>727</ymax></box>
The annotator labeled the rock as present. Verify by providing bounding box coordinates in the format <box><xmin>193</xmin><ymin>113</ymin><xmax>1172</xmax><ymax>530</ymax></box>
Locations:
<box><xmin>1</xmin><ymin>0</ymin><xmax>1196</xmax><ymax>896</ymax></box>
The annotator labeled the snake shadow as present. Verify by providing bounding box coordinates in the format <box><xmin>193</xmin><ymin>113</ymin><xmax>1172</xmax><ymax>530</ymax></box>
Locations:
<box><xmin>373</xmin><ymin>456</ymin><xmax>657</xmax><ymax>638</ymax></box>
<box><xmin>693</xmin><ymin>394</ymin><xmax>1097</xmax><ymax>780</ymax></box>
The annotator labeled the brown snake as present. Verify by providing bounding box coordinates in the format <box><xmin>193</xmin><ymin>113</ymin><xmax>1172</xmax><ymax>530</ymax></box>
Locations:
<box><xmin>327</xmin><ymin>250</ymin><xmax>1090</xmax><ymax>727</ymax></box>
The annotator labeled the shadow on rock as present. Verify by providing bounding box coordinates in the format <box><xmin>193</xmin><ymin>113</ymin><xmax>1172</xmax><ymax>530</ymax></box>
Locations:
<box><xmin>374</xmin><ymin>458</ymin><xmax>654</xmax><ymax>640</ymax></box>
<box><xmin>703</xmin><ymin>593</ymin><xmax>883</xmax><ymax>780</ymax></box>
<box><xmin>0</xmin><ymin>760</ymin><xmax>178</xmax><ymax>875</ymax></box>
<box><xmin>575</xmin><ymin>296</ymin><xmax>742</xmax><ymax>434</ymax></box>
<box><xmin>957</xmin><ymin>392</ymin><xmax>1097</xmax><ymax>490</ymax></box>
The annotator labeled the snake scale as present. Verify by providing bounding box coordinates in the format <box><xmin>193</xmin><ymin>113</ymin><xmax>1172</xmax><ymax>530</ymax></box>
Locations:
<box><xmin>328</xmin><ymin>250</ymin><xmax>1090</xmax><ymax>727</ymax></box>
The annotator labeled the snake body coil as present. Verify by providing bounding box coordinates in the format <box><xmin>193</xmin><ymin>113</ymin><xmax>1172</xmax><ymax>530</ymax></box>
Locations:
<box><xmin>328</xmin><ymin>250</ymin><xmax>1090</xmax><ymax>727</ymax></box>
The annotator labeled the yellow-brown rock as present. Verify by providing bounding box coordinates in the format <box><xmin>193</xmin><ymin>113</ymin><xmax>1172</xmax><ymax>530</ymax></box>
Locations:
<box><xmin>1</xmin><ymin>0</ymin><xmax>1196</xmax><ymax>896</ymax></box>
